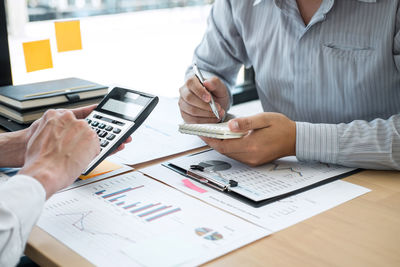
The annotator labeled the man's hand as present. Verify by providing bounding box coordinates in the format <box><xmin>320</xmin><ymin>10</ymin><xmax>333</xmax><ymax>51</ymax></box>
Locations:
<box><xmin>19</xmin><ymin>109</ymin><xmax>100</xmax><ymax>199</ymax></box>
<box><xmin>202</xmin><ymin>113</ymin><xmax>296</xmax><ymax>166</ymax></box>
<box><xmin>8</xmin><ymin>105</ymin><xmax>131</xmax><ymax>167</ymax></box>
<box><xmin>179</xmin><ymin>76</ymin><xmax>230</xmax><ymax>123</ymax></box>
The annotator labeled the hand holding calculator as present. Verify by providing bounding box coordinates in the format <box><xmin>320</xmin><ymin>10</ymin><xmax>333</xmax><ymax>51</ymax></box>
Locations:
<box><xmin>83</xmin><ymin>87</ymin><xmax>158</xmax><ymax>175</ymax></box>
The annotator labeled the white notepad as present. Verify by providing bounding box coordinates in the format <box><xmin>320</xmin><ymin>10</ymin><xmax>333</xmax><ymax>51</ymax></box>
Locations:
<box><xmin>179</xmin><ymin>122</ymin><xmax>245</xmax><ymax>139</ymax></box>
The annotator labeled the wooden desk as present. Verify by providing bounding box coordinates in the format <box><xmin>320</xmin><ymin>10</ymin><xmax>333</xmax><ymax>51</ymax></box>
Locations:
<box><xmin>24</xmin><ymin>161</ymin><xmax>400</xmax><ymax>266</ymax></box>
<box><xmin>1</xmin><ymin>126</ymin><xmax>399</xmax><ymax>266</ymax></box>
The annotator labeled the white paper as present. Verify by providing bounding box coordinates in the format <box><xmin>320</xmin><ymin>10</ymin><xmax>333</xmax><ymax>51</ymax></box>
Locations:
<box><xmin>228</xmin><ymin>99</ymin><xmax>263</xmax><ymax>118</ymax></box>
<box><xmin>0</xmin><ymin>171</ymin><xmax>10</xmax><ymax>185</ymax></box>
<box><xmin>108</xmin><ymin>97</ymin><xmax>206</xmax><ymax>165</ymax></box>
<box><xmin>141</xmin><ymin>163</ymin><xmax>371</xmax><ymax>232</ymax></box>
<box><xmin>38</xmin><ymin>172</ymin><xmax>269</xmax><ymax>267</ymax></box>
<box><xmin>169</xmin><ymin>150</ymin><xmax>358</xmax><ymax>202</ymax></box>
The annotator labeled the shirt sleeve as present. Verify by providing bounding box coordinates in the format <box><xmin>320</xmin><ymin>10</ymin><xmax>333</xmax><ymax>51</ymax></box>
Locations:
<box><xmin>0</xmin><ymin>175</ymin><xmax>46</xmax><ymax>267</ymax></box>
<box><xmin>296</xmin><ymin>115</ymin><xmax>400</xmax><ymax>170</ymax></box>
<box><xmin>184</xmin><ymin>0</ymin><xmax>250</xmax><ymax>105</ymax></box>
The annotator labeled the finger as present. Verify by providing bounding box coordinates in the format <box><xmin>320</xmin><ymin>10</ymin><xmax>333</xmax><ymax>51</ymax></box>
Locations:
<box><xmin>70</xmin><ymin>104</ymin><xmax>98</xmax><ymax>119</ymax></box>
<box><xmin>110</xmin><ymin>143</ymin><xmax>125</xmax><ymax>155</ymax></box>
<box><xmin>202</xmin><ymin>137</ymin><xmax>246</xmax><ymax>154</ymax></box>
<box><xmin>228</xmin><ymin>113</ymin><xmax>272</xmax><ymax>132</ymax></box>
<box><xmin>116</xmin><ymin>143</ymin><xmax>125</xmax><ymax>152</ymax></box>
<box><xmin>124</xmin><ymin>136</ymin><xmax>132</xmax><ymax>144</ymax></box>
<box><xmin>180</xmin><ymin>84</ymin><xmax>211</xmax><ymax>111</ymax></box>
<box><xmin>186</xmin><ymin>76</ymin><xmax>212</xmax><ymax>103</ymax></box>
<box><xmin>179</xmin><ymin>98</ymin><xmax>217</xmax><ymax>118</ymax></box>
<box><xmin>203</xmin><ymin>77</ymin><xmax>227</xmax><ymax>98</ymax></box>
<box><xmin>34</xmin><ymin>109</ymin><xmax>58</xmax><ymax>136</ymax></box>
<box><xmin>180</xmin><ymin>110</ymin><xmax>221</xmax><ymax>124</ymax></box>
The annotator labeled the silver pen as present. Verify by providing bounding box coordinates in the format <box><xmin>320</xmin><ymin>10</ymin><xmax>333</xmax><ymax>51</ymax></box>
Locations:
<box><xmin>193</xmin><ymin>63</ymin><xmax>220</xmax><ymax>120</ymax></box>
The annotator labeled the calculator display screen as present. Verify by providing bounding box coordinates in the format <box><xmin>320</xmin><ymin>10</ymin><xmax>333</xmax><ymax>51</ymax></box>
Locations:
<box><xmin>103</xmin><ymin>98</ymin><xmax>142</xmax><ymax>118</ymax></box>
<box><xmin>100</xmin><ymin>90</ymin><xmax>152</xmax><ymax>121</ymax></box>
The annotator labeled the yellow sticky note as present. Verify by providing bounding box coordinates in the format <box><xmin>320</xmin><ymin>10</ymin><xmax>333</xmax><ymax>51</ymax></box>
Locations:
<box><xmin>79</xmin><ymin>160</ymin><xmax>122</xmax><ymax>180</ymax></box>
<box><xmin>54</xmin><ymin>20</ymin><xmax>82</xmax><ymax>52</ymax></box>
<box><xmin>22</xmin><ymin>39</ymin><xmax>53</xmax><ymax>72</ymax></box>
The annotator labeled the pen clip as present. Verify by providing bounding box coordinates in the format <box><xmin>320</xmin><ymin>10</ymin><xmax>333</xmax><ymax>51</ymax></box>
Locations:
<box><xmin>187</xmin><ymin>170</ymin><xmax>227</xmax><ymax>192</ymax></box>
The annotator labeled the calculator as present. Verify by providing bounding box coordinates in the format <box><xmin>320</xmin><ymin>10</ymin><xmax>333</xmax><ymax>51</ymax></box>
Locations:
<box><xmin>83</xmin><ymin>87</ymin><xmax>158</xmax><ymax>175</ymax></box>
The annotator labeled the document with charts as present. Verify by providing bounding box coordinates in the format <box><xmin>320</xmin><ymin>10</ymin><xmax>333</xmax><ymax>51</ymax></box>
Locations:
<box><xmin>37</xmin><ymin>172</ymin><xmax>269</xmax><ymax>267</ymax></box>
<box><xmin>141</xmin><ymin>162</ymin><xmax>370</xmax><ymax>231</ymax></box>
<box><xmin>165</xmin><ymin>150</ymin><xmax>358</xmax><ymax>205</ymax></box>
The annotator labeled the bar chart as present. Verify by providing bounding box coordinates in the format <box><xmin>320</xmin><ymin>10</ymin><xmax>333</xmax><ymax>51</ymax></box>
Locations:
<box><xmin>93</xmin><ymin>181</ymin><xmax>181</xmax><ymax>223</ymax></box>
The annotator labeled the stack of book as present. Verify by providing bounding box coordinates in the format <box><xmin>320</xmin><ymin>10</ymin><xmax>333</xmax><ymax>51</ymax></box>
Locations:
<box><xmin>0</xmin><ymin>78</ymin><xmax>108</xmax><ymax>125</ymax></box>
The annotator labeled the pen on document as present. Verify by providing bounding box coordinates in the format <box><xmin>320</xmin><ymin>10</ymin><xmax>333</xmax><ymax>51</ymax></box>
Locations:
<box><xmin>192</xmin><ymin>63</ymin><xmax>220</xmax><ymax>120</ymax></box>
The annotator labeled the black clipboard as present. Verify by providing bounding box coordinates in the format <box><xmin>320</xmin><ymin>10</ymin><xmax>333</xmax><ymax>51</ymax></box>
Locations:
<box><xmin>162</xmin><ymin>152</ymin><xmax>361</xmax><ymax>208</ymax></box>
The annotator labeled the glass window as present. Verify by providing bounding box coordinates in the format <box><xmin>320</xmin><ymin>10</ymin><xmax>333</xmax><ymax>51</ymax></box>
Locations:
<box><xmin>5</xmin><ymin>0</ymin><xmax>253</xmax><ymax>100</ymax></box>
<box><xmin>26</xmin><ymin>0</ymin><xmax>214</xmax><ymax>22</ymax></box>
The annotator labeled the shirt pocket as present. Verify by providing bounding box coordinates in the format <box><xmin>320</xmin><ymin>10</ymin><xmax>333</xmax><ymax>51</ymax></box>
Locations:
<box><xmin>322</xmin><ymin>42</ymin><xmax>374</xmax><ymax>61</ymax></box>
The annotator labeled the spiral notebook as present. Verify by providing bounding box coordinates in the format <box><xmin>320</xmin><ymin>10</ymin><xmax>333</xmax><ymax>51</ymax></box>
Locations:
<box><xmin>179</xmin><ymin>122</ymin><xmax>245</xmax><ymax>139</ymax></box>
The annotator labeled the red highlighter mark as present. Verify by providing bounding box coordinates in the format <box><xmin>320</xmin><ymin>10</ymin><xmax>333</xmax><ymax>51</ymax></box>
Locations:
<box><xmin>182</xmin><ymin>179</ymin><xmax>207</xmax><ymax>193</ymax></box>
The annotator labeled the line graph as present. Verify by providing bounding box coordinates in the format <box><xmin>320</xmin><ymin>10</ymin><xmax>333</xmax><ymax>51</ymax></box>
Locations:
<box><xmin>56</xmin><ymin>211</ymin><xmax>137</xmax><ymax>244</ymax></box>
<box><xmin>269</xmin><ymin>163</ymin><xmax>303</xmax><ymax>177</ymax></box>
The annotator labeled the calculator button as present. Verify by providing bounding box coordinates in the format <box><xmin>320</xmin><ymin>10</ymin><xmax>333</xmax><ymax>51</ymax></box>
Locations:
<box><xmin>94</xmin><ymin>115</ymin><xmax>102</xmax><ymax>119</ymax></box>
<box><xmin>105</xmin><ymin>125</ymin><xmax>113</xmax><ymax>131</ymax></box>
<box><xmin>86</xmin><ymin>119</ymin><xmax>92</xmax><ymax>124</ymax></box>
<box><xmin>107</xmin><ymin>134</ymin><xmax>116</xmax><ymax>141</ymax></box>
<box><xmin>100</xmin><ymin>140</ymin><xmax>109</xmax><ymax>147</ymax></box>
<box><xmin>99</xmin><ymin>131</ymin><xmax>108</xmax><ymax>138</ymax></box>
<box><xmin>91</xmin><ymin>121</ymin><xmax>99</xmax><ymax>127</ymax></box>
<box><xmin>98</xmin><ymin>123</ymin><xmax>106</xmax><ymax>129</ymax></box>
<box><xmin>113</xmin><ymin>128</ymin><xmax>121</xmax><ymax>134</ymax></box>
<box><xmin>112</xmin><ymin>120</ymin><xmax>125</xmax><ymax>126</ymax></box>
<box><xmin>96</xmin><ymin>129</ymin><xmax>101</xmax><ymax>135</ymax></box>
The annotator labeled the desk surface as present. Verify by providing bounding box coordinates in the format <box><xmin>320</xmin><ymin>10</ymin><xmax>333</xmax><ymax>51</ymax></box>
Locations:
<box><xmin>24</xmin><ymin>160</ymin><xmax>400</xmax><ymax>266</ymax></box>
<box><xmin>1</xmin><ymin>126</ymin><xmax>399</xmax><ymax>266</ymax></box>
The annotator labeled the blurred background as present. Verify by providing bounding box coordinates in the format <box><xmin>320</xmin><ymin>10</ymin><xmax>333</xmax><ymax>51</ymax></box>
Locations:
<box><xmin>25</xmin><ymin>0</ymin><xmax>214</xmax><ymax>22</ymax></box>
<box><xmin>5</xmin><ymin>0</ymin><xmax>246</xmax><ymax>99</ymax></box>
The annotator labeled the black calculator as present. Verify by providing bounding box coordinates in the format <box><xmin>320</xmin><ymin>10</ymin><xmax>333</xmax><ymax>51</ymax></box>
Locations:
<box><xmin>83</xmin><ymin>87</ymin><xmax>158</xmax><ymax>175</ymax></box>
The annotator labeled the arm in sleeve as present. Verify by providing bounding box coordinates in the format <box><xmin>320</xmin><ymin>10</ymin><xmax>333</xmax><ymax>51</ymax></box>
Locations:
<box><xmin>185</xmin><ymin>0</ymin><xmax>251</xmax><ymax>105</ymax></box>
<box><xmin>0</xmin><ymin>175</ymin><xmax>46</xmax><ymax>267</ymax></box>
<box><xmin>295</xmin><ymin>8</ymin><xmax>400</xmax><ymax>170</ymax></box>
<box><xmin>296</xmin><ymin>115</ymin><xmax>400</xmax><ymax>170</ymax></box>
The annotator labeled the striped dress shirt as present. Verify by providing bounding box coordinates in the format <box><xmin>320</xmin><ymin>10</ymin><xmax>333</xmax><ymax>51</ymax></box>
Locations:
<box><xmin>186</xmin><ymin>0</ymin><xmax>400</xmax><ymax>170</ymax></box>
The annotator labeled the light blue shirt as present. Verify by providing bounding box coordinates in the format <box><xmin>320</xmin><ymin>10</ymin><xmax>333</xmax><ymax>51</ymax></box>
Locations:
<box><xmin>187</xmin><ymin>0</ymin><xmax>400</xmax><ymax>170</ymax></box>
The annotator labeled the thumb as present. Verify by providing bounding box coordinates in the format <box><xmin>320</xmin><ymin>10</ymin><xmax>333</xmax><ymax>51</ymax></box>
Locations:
<box><xmin>203</xmin><ymin>77</ymin><xmax>228</xmax><ymax>98</ymax></box>
<box><xmin>70</xmin><ymin>104</ymin><xmax>97</xmax><ymax>119</ymax></box>
<box><xmin>228</xmin><ymin>113</ymin><xmax>272</xmax><ymax>132</ymax></box>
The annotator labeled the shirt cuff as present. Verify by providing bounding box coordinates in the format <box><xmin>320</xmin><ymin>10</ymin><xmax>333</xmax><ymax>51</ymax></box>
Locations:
<box><xmin>0</xmin><ymin>175</ymin><xmax>46</xmax><ymax>237</ymax></box>
<box><xmin>296</xmin><ymin>122</ymin><xmax>339</xmax><ymax>164</ymax></box>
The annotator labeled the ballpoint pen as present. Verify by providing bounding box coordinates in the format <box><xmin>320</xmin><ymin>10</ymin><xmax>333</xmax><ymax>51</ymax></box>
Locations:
<box><xmin>192</xmin><ymin>63</ymin><xmax>220</xmax><ymax>120</ymax></box>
